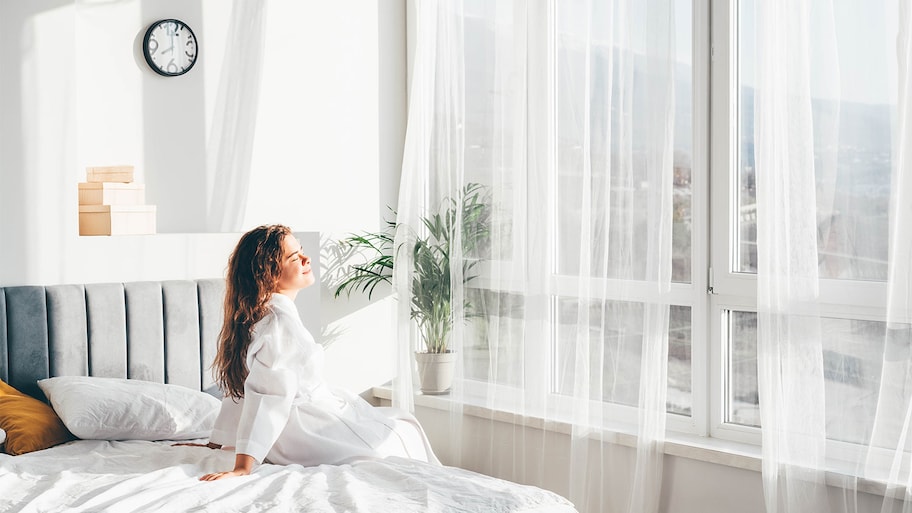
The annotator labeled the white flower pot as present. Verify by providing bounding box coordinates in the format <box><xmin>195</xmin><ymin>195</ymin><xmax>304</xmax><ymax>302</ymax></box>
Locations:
<box><xmin>415</xmin><ymin>351</ymin><xmax>456</xmax><ymax>395</ymax></box>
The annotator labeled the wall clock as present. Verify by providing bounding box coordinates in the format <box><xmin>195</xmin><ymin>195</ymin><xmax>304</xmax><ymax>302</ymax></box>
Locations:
<box><xmin>142</xmin><ymin>19</ymin><xmax>198</xmax><ymax>77</ymax></box>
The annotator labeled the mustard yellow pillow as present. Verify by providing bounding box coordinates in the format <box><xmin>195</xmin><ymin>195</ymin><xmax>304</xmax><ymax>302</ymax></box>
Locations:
<box><xmin>0</xmin><ymin>379</ymin><xmax>74</xmax><ymax>455</ymax></box>
<box><xmin>0</xmin><ymin>378</ymin><xmax>21</xmax><ymax>397</ymax></box>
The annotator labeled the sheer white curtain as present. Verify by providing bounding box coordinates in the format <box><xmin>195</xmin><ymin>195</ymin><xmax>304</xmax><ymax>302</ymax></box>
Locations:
<box><xmin>393</xmin><ymin>1</ymin><xmax>678</xmax><ymax>512</ymax></box>
<box><xmin>205</xmin><ymin>0</ymin><xmax>268</xmax><ymax>232</ymax></box>
<box><xmin>754</xmin><ymin>0</ymin><xmax>829</xmax><ymax>510</ymax></box>
<box><xmin>753</xmin><ymin>0</ymin><xmax>912</xmax><ymax>512</ymax></box>
<box><xmin>872</xmin><ymin>1</ymin><xmax>912</xmax><ymax>510</ymax></box>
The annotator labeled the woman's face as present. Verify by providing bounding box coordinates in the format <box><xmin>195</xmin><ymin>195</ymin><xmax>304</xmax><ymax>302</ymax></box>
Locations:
<box><xmin>274</xmin><ymin>235</ymin><xmax>315</xmax><ymax>297</ymax></box>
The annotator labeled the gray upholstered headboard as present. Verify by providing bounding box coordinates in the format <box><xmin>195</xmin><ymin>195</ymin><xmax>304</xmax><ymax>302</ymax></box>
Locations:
<box><xmin>0</xmin><ymin>279</ymin><xmax>225</xmax><ymax>400</ymax></box>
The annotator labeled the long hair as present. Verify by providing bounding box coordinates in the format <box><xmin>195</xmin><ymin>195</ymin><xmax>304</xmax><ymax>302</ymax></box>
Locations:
<box><xmin>213</xmin><ymin>224</ymin><xmax>292</xmax><ymax>399</ymax></box>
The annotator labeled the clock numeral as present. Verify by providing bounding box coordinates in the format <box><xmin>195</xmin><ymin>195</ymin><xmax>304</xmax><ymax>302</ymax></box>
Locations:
<box><xmin>147</xmin><ymin>37</ymin><xmax>159</xmax><ymax>55</ymax></box>
<box><xmin>163</xmin><ymin>21</ymin><xmax>179</xmax><ymax>36</ymax></box>
<box><xmin>166</xmin><ymin>59</ymin><xmax>179</xmax><ymax>73</ymax></box>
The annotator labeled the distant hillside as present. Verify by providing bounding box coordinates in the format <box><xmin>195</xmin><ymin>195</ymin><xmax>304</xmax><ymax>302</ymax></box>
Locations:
<box><xmin>462</xmin><ymin>15</ymin><xmax>891</xmax><ymax>177</ymax></box>
<box><xmin>739</xmin><ymin>86</ymin><xmax>892</xmax><ymax>168</ymax></box>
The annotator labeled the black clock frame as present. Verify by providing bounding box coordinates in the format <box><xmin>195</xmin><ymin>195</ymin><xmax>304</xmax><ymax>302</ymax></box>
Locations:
<box><xmin>142</xmin><ymin>18</ymin><xmax>198</xmax><ymax>77</ymax></box>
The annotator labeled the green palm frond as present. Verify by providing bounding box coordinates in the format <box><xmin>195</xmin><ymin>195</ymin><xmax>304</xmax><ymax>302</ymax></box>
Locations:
<box><xmin>334</xmin><ymin>183</ymin><xmax>492</xmax><ymax>352</ymax></box>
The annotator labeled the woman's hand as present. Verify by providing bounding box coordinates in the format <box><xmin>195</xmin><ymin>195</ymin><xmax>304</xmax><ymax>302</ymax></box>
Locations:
<box><xmin>199</xmin><ymin>469</ymin><xmax>250</xmax><ymax>481</ymax></box>
<box><xmin>199</xmin><ymin>453</ymin><xmax>256</xmax><ymax>481</ymax></box>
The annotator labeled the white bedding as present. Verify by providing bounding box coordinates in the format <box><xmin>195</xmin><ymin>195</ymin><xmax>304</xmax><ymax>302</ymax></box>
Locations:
<box><xmin>0</xmin><ymin>440</ymin><xmax>577</xmax><ymax>513</ymax></box>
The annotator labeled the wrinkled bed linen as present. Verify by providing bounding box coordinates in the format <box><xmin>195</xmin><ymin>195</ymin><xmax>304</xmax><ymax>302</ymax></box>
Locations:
<box><xmin>0</xmin><ymin>440</ymin><xmax>577</xmax><ymax>513</ymax></box>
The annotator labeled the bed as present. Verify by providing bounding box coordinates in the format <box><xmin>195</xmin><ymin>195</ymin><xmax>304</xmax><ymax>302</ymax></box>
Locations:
<box><xmin>0</xmin><ymin>279</ymin><xmax>577</xmax><ymax>513</ymax></box>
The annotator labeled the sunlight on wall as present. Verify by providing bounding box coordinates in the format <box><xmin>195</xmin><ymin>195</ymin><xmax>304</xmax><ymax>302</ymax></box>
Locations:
<box><xmin>13</xmin><ymin>4</ymin><xmax>75</xmax><ymax>285</ymax></box>
<box><xmin>64</xmin><ymin>233</ymin><xmax>240</xmax><ymax>284</ymax></box>
<box><xmin>75</xmin><ymin>2</ymin><xmax>144</xmax><ymax>182</ymax></box>
<box><xmin>245</xmin><ymin>1</ymin><xmax>381</xmax><ymax>233</ymax></box>
<box><xmin>200</xmin><ymin>2</ymin><xmax>230</xmax><ymax>209</ymax></box>
<box><xmin>322</xmin><ymin>299</ymin><xmax>396</xmax><ymax>396</ymax></box>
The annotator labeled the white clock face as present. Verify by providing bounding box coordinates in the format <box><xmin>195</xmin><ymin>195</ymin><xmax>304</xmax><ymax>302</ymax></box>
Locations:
<box><xmin>144</xmin><ymin>20</ymin><xmax>198</xmax><ymax>76</ymax></box>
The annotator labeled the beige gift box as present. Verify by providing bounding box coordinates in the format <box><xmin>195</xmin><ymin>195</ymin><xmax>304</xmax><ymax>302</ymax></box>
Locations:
<box><xmin>79</xmin><ymin>205</ymin><xmax>156</xmax><ymax>236</ymax></box>
<box><xmin>78</xmin><ymin>182</ymin><xmax>146</xmax><ymax>206</ymax></box>
<box><xmin>86</xmin><ymin>165</ymin><xmax>134</xmax><ymax>183</ymax></box>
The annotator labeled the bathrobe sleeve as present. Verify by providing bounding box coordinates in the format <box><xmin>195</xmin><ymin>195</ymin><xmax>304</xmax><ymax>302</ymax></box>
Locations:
<box><xmin>208</xmin><ymin>396</ymin><xmax>243</xmax><ymax>447</ymax></box>
<box><xmin>234</xmin><ymin>313</ymin><xmax>298</xmax><ymax>463</ymax></box>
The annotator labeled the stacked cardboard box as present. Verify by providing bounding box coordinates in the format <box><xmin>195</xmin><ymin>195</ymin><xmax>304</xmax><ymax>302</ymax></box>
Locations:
<box><xmin>78</xmin><ymin>166</ymin><xmax>157</xmax><ymax>236</ymax></box>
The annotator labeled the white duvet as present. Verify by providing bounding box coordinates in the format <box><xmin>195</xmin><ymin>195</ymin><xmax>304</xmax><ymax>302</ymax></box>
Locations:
<box><xmin>0</xmin><ymin>440</ymin><xmax>577</xmax><ymax>513</ymax></box>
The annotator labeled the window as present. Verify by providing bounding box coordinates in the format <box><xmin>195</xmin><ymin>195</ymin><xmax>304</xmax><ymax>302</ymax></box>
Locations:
<box><xmin>445</xmin><ymin>0</ymin><xmax>900</xmax><ymax>447</ymax></box>
<box><xmin>462</xmin><ymin>0</ymin><xmax>708</xmax><ymax>431</ymax></box>
<box><xmin>726</xmin><ymin>310</ymin><xmax>887</xmax><ymax>445</ymax></box>
<box><xmin>554</xmin><ymin>300</ymin><xmax>693</xmax><ymax>415</ymax></box>
<box><xmin>551</xmin><ymin>0</ymin><xmax>697</xmax><ymax>420</ymax></box>
<box><xmin>712</xmin><ymin>0</ymin><xmax>900</xmax><ymax>444</ymax></box>
<box><xmin>734</xmin><ymin>0</ymin><xmax>894</xmax><ymax>280</ymax></box>
<box><xmin>456</xmin><ymin>0</ymin><xmax>703</xmax><ymax>430</ymax></box>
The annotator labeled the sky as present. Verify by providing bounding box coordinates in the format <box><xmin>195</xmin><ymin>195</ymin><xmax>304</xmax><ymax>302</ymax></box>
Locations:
<box><xmin>740</xmin><ymin>0</ymin><xmax>899</xmax><ymax>106</ymax></box>
<box><xmin>461</xmin><ymin>0</ymin><xmax>899</xmax><ymax>106</ymax></box>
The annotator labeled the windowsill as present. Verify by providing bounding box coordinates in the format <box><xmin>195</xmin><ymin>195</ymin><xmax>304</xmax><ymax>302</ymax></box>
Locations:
<box><xmin>372</xmin><ymin>385</ymin><xmax>905</xmax><ymax>498</ymax></box>
<box><xmin>371</xmin><ymin>385</ymin><xmax>762</xmax><ymax>472</ymax></box>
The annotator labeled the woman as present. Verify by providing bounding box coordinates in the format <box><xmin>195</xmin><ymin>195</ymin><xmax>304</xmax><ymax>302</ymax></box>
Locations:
<box><xmin>199</xmin><ymin>224</ymin><xmax>438</xmax><ymax>481</ymax></box>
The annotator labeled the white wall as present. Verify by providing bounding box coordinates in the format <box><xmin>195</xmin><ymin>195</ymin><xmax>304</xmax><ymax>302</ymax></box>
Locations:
<box><xmin>0</xmin><ymin>0</ymin><xmax>403</xmax><ymax>394</ymax></box>
<box><xmin>0</xmin><ymin>0</ymin><xmax>398</xmax><ymax>272</ymax></box>
<box><xmin>408</xmin><ymin>404</ymin><xmax>887</xmax><ymax>513</ymax></box>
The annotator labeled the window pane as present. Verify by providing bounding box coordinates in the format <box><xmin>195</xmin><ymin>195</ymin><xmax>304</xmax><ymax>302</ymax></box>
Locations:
<box><xmin>727</xmin><ymin>311</ymin><xmax>760</xmax><ymax>426</ymax></box>
<box><xmin>463</xmin><ymin>1</ymin><xmax>517</xmax><ymax>261</ymax></box>
<box><xmin>727</xmin><ymin>310</ymin><xmax>888</xmax><ymax>444</ymax></box>
<box><xmin>736</xmin><ymin>0</ymin><xmax>896</xmax><ymax>279</ymax></box>
<box><xmin>668</xmin><ymin>305</ymin><xmax>693</xmax><ymax>415</ymax></box>
<box><xmin>555</xmin><ymin>298</ymin><xmax>692</xmax><ymax>416</ymax></box>
<box><xmin>672</xmin><ymin>0</ymin><xmax>694</xmax><ymax>284</ymax></box>
<box><xmin>555</xmin><ymin>0</ymin><xmax>693</xmax><ymax>283</ymax></box>
<box><xmin>464</xmin><ymin>289</ymin><xmax>525</xmax><ymax>387</ymax></box>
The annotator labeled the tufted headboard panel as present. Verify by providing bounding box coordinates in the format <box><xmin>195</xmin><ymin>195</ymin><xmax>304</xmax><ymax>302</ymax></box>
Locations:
<box><xmin>0</xmin><ymin>279</ymin><xmax>225</xmax><ymax>400</ymax></box>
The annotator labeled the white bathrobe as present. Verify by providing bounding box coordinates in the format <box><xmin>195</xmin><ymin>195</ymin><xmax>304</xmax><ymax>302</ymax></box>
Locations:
<box><xmin>209</xmin><ymin>293</ymin><xmax>438</xmax><ymax>467</ymax></box>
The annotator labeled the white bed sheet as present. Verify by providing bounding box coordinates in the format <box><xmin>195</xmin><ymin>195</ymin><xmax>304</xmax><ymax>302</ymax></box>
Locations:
<box><xmin>0</xmin><ymin>440</ymin><xmax>577</xmax><ymax>513</ymax></box>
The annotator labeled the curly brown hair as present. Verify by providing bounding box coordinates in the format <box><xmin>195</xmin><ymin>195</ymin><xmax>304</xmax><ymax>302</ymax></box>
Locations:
<box><xmin>213</xmin><ymin>224</ymin><xmax>292</xmax><ymax>399</ymax></box>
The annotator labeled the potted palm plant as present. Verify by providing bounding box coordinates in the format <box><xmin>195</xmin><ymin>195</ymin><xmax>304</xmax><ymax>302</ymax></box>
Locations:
<box><xmin>335</xmin><ymin>183</ymin><xmax>491</xmax><ymax>394</ymax></box>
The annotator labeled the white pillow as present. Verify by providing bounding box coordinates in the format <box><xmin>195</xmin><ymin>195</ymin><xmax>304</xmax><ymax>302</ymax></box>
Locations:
<box><xmin>0</xmin><ymin>427</ymin><xmax>6</xmax><ymax>445</ymax></box>
<box><xmin>38</xmin><ymin>376</ymin><xmax>220</xmax><ymax>441</ymax></box>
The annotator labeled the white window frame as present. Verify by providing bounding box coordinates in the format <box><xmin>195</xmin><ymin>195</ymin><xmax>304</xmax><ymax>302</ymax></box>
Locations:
<box><xmin>403</xmin><ymin>0</ymin><xmax>714</xmax><ymax>442</ymax></box>
<box><xmin>399</xmin><ymin>0</ymin><xmax>902</xmax><ymax>472</ymax></box>
<box><xmin>708</xmin><ymin>0</ymin><xmax>893</xmax><ymax>451</ymax></box>
<box><xmin>493</xmin><ymin>0</ymin><xmax>711</xmax><ymax>437</ymax></box>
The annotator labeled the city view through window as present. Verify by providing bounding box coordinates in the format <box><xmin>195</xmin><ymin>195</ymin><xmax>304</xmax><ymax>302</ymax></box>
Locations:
<box><xmin>728</xmin><ymin>1</ymin><xmax>898</xmax><ymax>439</ymax></box>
